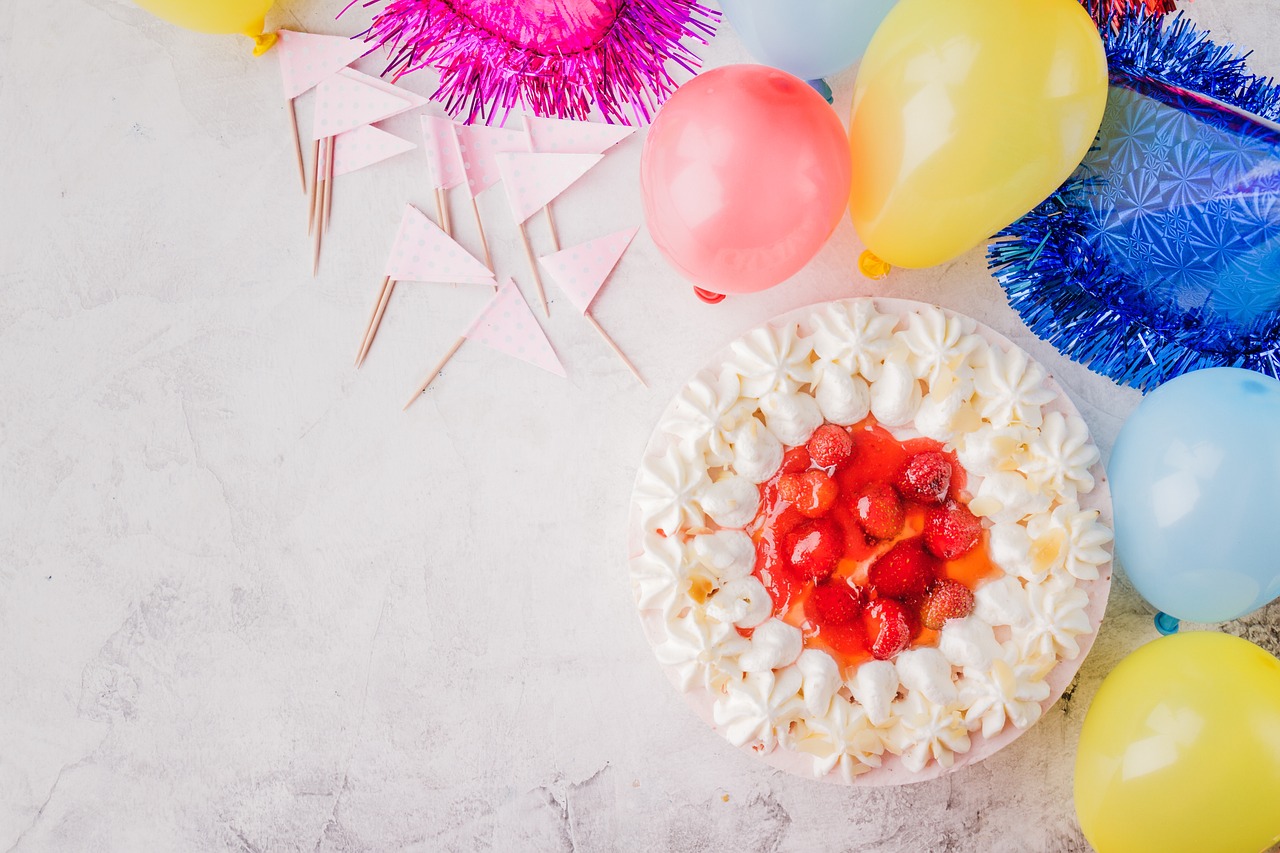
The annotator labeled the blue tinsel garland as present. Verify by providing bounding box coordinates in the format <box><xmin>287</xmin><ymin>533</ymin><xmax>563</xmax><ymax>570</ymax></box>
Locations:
<box><xmin>988</xmin><ymin>10</ymin><xmax>1280</xmax><ymax>391</ymax></box>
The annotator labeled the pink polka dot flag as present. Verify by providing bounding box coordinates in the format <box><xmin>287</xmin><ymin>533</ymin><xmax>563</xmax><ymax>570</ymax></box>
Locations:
<box><xmin>276</xmin><ymin>30</ymin><xmax>367</xmax><ymax>100</ymax></box>
<box><xmin>464</xmin><ymin>279</ymin><xmax>566</xmax><ymax>378</ymax></box>
<box><xmin>342</xmin><ymin>68</ymin><xmax>429</xmax><ymax>114</ymax></box>
<box><xmin>384</xmin><ymin>204</ymin><xmax>495</xmax><ymax>284</ymax></box>
<box><xmin>453</xmin><ymin>124</ymin><xmax>529</xmax><ymax>198</ymax></box>
<box><xmin>332</xmin><ymin>126</ymin><xmax>415</xmax><ymax>177</ymax></box>
<box><xmin>523</xmin><ymin>115</ymin><xmax>635</xmax><ymax>155</ymax></box>
<box><xmin>538</xmin><ymin>227</ymin><xmax>639</xmax><ymax>315</ymax></box>
<box><xmin>312</xmin><ymin>71</ymin><xmax>411</xmax><ymax>141</ymax></box>
<box><xmin>420</xmin><ymin>116</ymin><xmax>465</xmax><ymax>191</ymax></box>
<box><xmin>494</xmin><ymin>152</ymin><xmax>603</xmax><ymax>225</ymax></box>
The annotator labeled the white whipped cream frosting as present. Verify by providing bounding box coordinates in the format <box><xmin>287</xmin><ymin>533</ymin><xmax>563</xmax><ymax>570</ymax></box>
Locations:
<box><xmin>633</xmin><ymin>298</ymin><xmax>1112</xmax><ymax>779</ymax></box>
<box><xmin>727</xmin><ymin>418</ymin><xmax>783</xmax><ymax>484</ymax></box>
<box><xmin>811</xmin><ymin>359</ymin><xmax>871</xmax><ymax>426</ymax></box>
<box><xmin>699</xmin><ymin>475</ymin><xmax>759</xmax><ymax>529</ymax></box>
<box><xmin>760</xmin><ymin>391</ymin><xmax>824</xmax><ymax>447</ymax></box>
<box><xmin>712</xmin><ymin>668</ymin><xmax>805</xmax><ymax>751</ymax></box>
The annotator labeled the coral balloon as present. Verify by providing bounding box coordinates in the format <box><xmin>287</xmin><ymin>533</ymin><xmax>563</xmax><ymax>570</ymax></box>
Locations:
<box><xmin>1075</xmin><ymin>632</ymin><xmax>1280</xmax><ymax>853</ymax></box>
<box><xmin>134</xmin><ymin>0</ymin><xmax>277</xmax><ymax>54</ymax></box>
<box><xmin>1109</xmin><ymin>367</ymin><xmax>1280</xmax><ymax>623</ymax></box>
<box><xmin>641</xmin><ymin>65</ymin><xmax>852</xmax><ymax>297</ymax></box>
<box><xmin>848</xmin><ymin>0</ymin><xmax>1107</xmax><ymax>268</ymax></box>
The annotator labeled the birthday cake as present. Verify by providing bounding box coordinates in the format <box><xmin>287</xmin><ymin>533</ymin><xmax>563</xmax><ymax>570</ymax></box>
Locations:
<box><xmin>629</xmin><ymin>298</ymin><xmax>1113</xmax><ymax>783</ymax></box>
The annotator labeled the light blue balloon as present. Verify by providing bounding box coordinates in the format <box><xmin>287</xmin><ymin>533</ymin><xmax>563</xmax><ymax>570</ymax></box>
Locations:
<box><xmin>721</xmin><ymin>0</ymin><xmax>898</xmax><ymax>82</ymax></box>
<box><xmin>1109</xmin><ymin>367</ymin><xmax>1280</xmax><ymax>623</ymax></box>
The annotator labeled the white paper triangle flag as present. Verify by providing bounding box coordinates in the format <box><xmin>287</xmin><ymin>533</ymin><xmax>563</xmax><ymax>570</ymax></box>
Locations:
<box><xmin>332</xmin><ymin>126</ymin><xmax>415</xmax><ymax>177</ymax></box>
<box><xmin>464</xmin><ymin>279</ymin><xmax>566</xmax><ymax>377</ymax></box>
<box><xmin>312</xmin><ymin>73</ymin><xmax>409</xmax><ymax>140</ymax></box>
<box><xmin>538</xmin><ymin>227</ymin><xmax>639</xmax><ymax>314</ymax></box>
<box><xmin>277</xmin><ymin>31</ymin><xmax>367</xmax><ymax>100</ymax></box>
<box><xmin>421</xmin><ymin>116</ymin><xmax>466</xmax><ymax>190</ymax></box>
<box><xmin>495</xmin><ymin>152</ymin><xmax>603</xmax><ymax>224</ymax></box>
<box><xmin>340</xmin><ymin>68</ymin><xmax>429</xmax><ymax>114</ymax></box>
<box><xmin>384</xmin><ymin>204</ymin><xmax>494</xmax><ymax>284</ymax></box>
<box><xmin>523</xmin><ymin>115</ymin><xmax>635</xmax><ymax>155</ymax></box>
<box><xmin>454</xmin><ymin>123</ymin><xmax>530</xmax><ymax>197</ymax></box>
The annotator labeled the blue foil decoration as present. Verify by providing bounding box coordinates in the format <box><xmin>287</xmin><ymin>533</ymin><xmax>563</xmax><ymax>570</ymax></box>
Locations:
<box><xmin>988</xmin><ymin>12</ymin><xmax>1280</xmax><ymax>391</ymax></box>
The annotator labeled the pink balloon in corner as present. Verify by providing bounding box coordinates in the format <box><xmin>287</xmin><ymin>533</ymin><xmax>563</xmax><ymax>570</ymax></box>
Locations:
<box><xmin>640</xmin><ymin>65</ymin><xmax>852</xmax><ymax>297</ymax></box>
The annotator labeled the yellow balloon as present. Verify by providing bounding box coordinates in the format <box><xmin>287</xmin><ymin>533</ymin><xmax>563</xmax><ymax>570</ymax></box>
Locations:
<box><xmin>133</xmin><ymin>0</ymin><xmax>278</xmax><ymax>54</ymax></box>
<box><xmin>1074</xmin><ymin>632</ymin><xmax>1280</xmax><ymax>853</ymax></box>
<box><xmin>848</xmin><ymin>0</ymin><xmax>1107</xmax><ymax>268</ymax></box>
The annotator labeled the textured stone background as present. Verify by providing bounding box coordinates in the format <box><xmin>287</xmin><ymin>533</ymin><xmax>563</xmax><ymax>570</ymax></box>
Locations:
<box><xmin>2</xmin><ymin>0</ymin><xmax>1278</xmax><ymax>850</ymax></box>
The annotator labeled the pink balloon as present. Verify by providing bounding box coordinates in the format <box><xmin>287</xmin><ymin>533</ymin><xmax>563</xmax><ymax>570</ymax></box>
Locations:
<box><xmin>640</xmin><ymin>65</ymin><xmax>852</xmax><ymax>296</ymax></box>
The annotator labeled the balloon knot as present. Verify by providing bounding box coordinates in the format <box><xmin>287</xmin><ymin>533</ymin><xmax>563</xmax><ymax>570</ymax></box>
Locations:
<box><xmin>1154</xmin><ymin>612</ymin><xmax>1181</xmax><ymax>635</ymax></box>
<box><xmin>858</xmin><ymin>250</ymin><xmax>892</xmax><ymax>280</ymax></box>
<box><xmin>251</xmin><ymin>30</ymin><xmax>279</xmax><ymax>56</ymax></box>
<box><xmin>693</xmin><ymin>286</ymin><xmax>726</xmax><ymax>304</ymax></box>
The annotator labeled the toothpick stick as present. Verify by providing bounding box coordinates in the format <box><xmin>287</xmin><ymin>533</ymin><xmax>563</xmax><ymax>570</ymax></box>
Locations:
<box><xmin>470</xmin><ymin>196</ymin><xmax>493</xmax><ymax>271</ymax></box>
<box><xmin>584</xmin><ymin>311</ymin><xmax>646</xmax><ymax>387</ymax></box>
<box><xmin>288</xmin><ymin>99</ymin><xmax>306</xmax><ymax>194</ymax></box>
<box><xmin>322</xmin><ymin>135</ymin><xmax>335</xmax><ymax>234</ymax></box>
<box><xmin>516</xmin><ymin>221</ymin><xmax>549</xmax><ymax>317</ymax></box>
<box><xmin>355</xmin><ymin>274</ymin><xmax>389</xmax><ymax>363</ymax></box>
<box><xmin>357</xmin><ymin>279</ymin><xmax>397</xmax><ymax>368</ymax></box>
<box><xmin>437</xmin><ymin>187</ymin><xmax>452</xmax><ymax>237</ymax></box>
<box><xmin>404</xmin><ymin>336</ymin><xmax>466</xmax><ymax>410</ymax></box>
<box><xmin>543</xmin><ymin>204</ymin><xmax>561</xmax><ymax>252</ymax></box>
<box><xmin>307</xmin><ymin>139</ymin><xmax>321</xmax><ymax>235</ymax></box>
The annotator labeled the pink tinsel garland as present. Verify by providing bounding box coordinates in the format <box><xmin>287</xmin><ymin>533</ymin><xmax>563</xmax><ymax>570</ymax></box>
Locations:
<box><xmin>357</xmin><ymin>0</ymin><xmax>719</xmax><ymax>126</ymax></box>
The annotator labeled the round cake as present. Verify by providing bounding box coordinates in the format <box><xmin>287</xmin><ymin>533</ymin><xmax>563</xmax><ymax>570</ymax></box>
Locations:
<box><xmin>629</xmin><ymin>298</ymin><xmax>1113</xmax><ymax>784</ymax></box>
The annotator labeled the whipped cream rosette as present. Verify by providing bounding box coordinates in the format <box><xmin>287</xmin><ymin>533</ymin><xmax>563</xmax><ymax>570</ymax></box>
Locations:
<box><xmin>628</xmin><ymin>298</ymin><xmax>1113</xmax><ymax>785</ymax></box>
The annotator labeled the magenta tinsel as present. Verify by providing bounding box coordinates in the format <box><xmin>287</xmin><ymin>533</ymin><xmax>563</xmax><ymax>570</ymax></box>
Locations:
<box><xmin>355</xmin><ymin>0</ymin><xmax>720</xmax><ymax>126</ymax></box>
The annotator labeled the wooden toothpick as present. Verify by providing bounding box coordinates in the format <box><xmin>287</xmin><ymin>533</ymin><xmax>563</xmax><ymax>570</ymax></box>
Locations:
<box><xmin>288</xmin><ymin>99</ymin><xmax>306</xmax><ymax>194</ymax></box>
<box><xmin>542</xmin><ymin>204</ymin><xmax>561</xmax><ymax>252</ymax></box>
<box><xmin>584</xmin><ymin>311</ymin><xmax>646</xmax><ymax>387</ymax></box>
<box><xmin>355</xmin><ymin>276</ymin><xmax>393</xmax><ymax>367</ymax></box>
<box><xmin>516</xmin><ymin>221</ymin><xmax>549</xmax><ymax>317</ymax></box>
<box><xmin>307</xmin><ymin>139</ymin><xmax>321</xmax><ymax>235</ymax></box>
<box><xmin>470</xmin><ymin>196</ymin><xmax>493</xmax><ymax>271</ymax></box>
<box><xmin>322</xmin><ymin>135</ymin><xmax>335</xmax><ymax>234</ymax></box>
<box><xmin>404</xmin><ymin>336</ymin><xmax>466</xmax><ymax>410</ymax></box>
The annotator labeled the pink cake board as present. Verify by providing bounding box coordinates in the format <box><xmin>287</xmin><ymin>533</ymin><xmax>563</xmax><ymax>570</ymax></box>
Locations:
<box><xmin>626</xmin><ymin>297</ymin><xmax>1113</xmax><ymax>786</ymax></box>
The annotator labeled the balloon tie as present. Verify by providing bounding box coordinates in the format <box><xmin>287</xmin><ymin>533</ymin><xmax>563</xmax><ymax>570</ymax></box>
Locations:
<box><xmin>1154</xmin><ymin>612</ymin><xmax>1181</xmax><ymax>635</ymax></box>
<box><xmin>251</xmin><ymin>30</ymin><xmax>279</xmax><ymax>56</ymax></box>
<box><xmin>692</xmin><ymin>286</ymin><xmax>726</xmax><ymax>304</ymax></box>
<box><xmin>858</xmin><ymin>250</ymin><xmax>892</xmax><ymax>280</ymax></box>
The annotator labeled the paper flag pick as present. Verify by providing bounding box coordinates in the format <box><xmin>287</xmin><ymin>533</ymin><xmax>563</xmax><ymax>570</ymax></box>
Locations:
<box><xmin>332</xmin><ymin>126</ymin><xmax>415</xmax><ymax>177</ymax></box>
<box><xmin>277</xmin><ymin>31</ymin><xmax>368</xmax><ymax>100</ymax></box>
<box><xmin>385</xmin><ymin>204</ymin><xmax>494</xmax><ymax>283</ymax></box>
<box><xmin>312</xmin><ymin>73</ymin><xmax>410</xmax><ymax>140</ymax></box>
<box><xmin>454</xmin><ymin>123</ymin><xmax>530</xmax><ymax>197</ymax></box>
<box><xmin>538</xmin><ymin>228</ymin><xmax>639</xmax><ymax>314</ymax></box>
<box><xmin>339</xmin><ymin>68</ymin><xmax>430</xmax><ymax>113</ymax></box>
<box><xmin>494</xmin><ymin>152</ymin><xmax>603</xmax><ymax>224</ymax></box>
<box><xmin>524</xmin><ymin>115</ymin><xmax>635</xmax><ymax>155</ymax></box>
<box><xmin>465</xmin><ymin>279</ymin><xmax>566</xmax><ymax>377</ymax></box>
<box><xmin>421</xmin><ymin>116</ymin><xmax>466</xmax><ymax>190</ymax></box>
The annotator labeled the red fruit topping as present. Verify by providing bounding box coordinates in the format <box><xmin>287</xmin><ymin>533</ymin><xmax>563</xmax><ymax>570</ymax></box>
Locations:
<box><xmin>807</xmin><ymin>581</ymin><xmax>862</xmax><ymax>626</ymax></box>
<box><xmin>784</xmin><ymin>519</ymin><xmax>842</xmax><ymax>581</ymax></box>
<box><xmin>864</xmin><ymin>598</ymin><xmax>912</xmax><ymax>660</ymax></box>
<box><xmin>895</xmin><ymin>451</ymin><xmax>953</xmax><ymax>505</ymax></box>
<box><xmin>920</xmin><ymin>579</ymin><xmax>976</xmax><ymax>630</ymax></box>
<box><xmin>868</xmin><ymin>538</ymin><xmax>939</xmax><ymax>598</ymax></box>
<box><xmin>807</xmin><ymin>424</ymin><xmax>854</xmax><ymax>469</ymax></box>
<box><xmin>853</xmin><ymin>482</ymin><xmax>905</xmax><ymax>540</ymax></box>
<box><xmin>779</xmin><ymin>470</ymin><xmax>839</xmax><ymax>518</ymax></box>
<box><xmin>778</xmin><ymin>446</ymin><xmax>812</xmax><ymax>477</ymax></box>
<box><xmin>924</xmin><ymin>501</ymin><xmax>982</xmax><ymax>560</ymax></box>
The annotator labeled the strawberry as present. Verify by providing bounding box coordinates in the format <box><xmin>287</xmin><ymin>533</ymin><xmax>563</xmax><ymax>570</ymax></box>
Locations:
<box><xmin>853</xmin><ymin>482</ymin><xmax>905</xmax><ymax>540</ymax></box>
<box><xmin>807</xmin><ymin>424</ymin><xmax>854</xmax><ymax>469</ymax></box>
<box><xmin>864</xmin><ymin>598</ymin><xmax>912</xmax><ymax>660</ymax></box>
<box><xmin>778</xmin><ymin>470</ymin><xmax>838</xmax><ymax>518</ymax></box>
<box><xmin>895</xmin><ymin>451</ymin><xmax>953</xmax><ymax>505</ymax></box>
<box><xmin>920</xmin><ymin>578</ymin><xmax>975</xmax><ymax>630</ymax></box>
<box><xmin>778</xmin><ymin>445</ymin><xmax>812</xmax><ymax>477</ymax></box>
<box><xmin>807</xmin><ymin>581</ymin><xmax>862</xmax><ymax>626</ymax></box>
<box><xmin>785</xmin><ymin>518</ymin><xmax>842</xmax><ymax>581</ymax></box>
<box><xmin>924</xmin><ymin>501</ymin><xmax>982</xmax><ymax>560</ymax></box>
<box><xmin>868</xmin><ymin>538</ymin><xmax>938</xmax><ymax>598</ymax></box>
